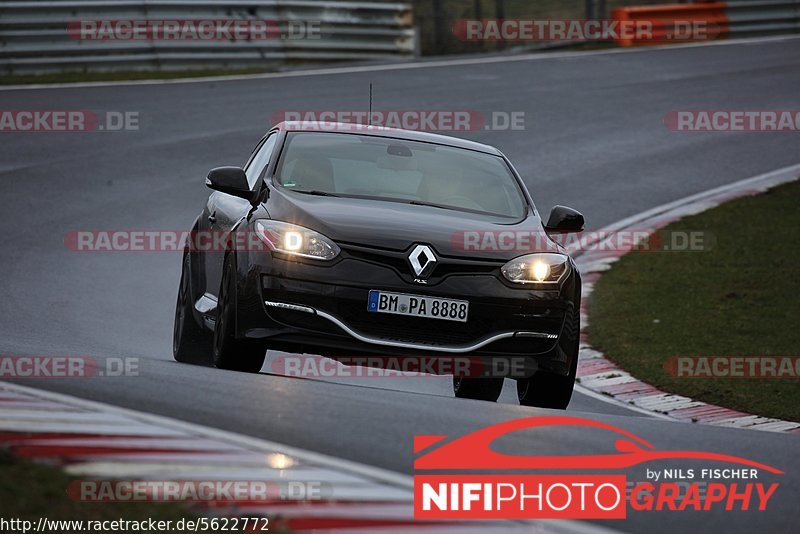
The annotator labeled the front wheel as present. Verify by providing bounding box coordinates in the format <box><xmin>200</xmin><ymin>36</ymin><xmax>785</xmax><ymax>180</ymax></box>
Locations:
<box><xmin>173</xmin><ymin>253</ymin><xmax>213</xmax><ymax>365</ymax></box>
<box><xmin>453</xmin><ymin>376</ymin><xmax>504</xmax><ymax>402</ymax></box>
<box><xmin>517</xmin><ymin>306</ymin><xmax>580</xmax><ymax>409</ymax></box>
<box><xmin>516</xmin><ymin>369</ymin><xmax>576</xmax><ymax>409</ymax></box>
<box><xmin>517</xmin><ymin>337</ymin><xmax>579</xmax><ymax>409</ymax></box>
<box><xmin>212</xmin><ymin>254</ymin><xmax>267</xmax><ymax>373</ymax></box>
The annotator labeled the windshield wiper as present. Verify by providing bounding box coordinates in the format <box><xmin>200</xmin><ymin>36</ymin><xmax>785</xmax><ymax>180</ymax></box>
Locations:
<box><xmin>408</xmin><ymin>199</ymin><xmax>510</xmax><ymax>218</ymax></box>
<box><xmin>408</xmin><ymin>200</ymin><xmax>455</xmax><ymax>211</ymax></box>
<box><xmin>292</xmin><ymin>190</ymin><xmax>341</xmax><ymax>197</ymax></box>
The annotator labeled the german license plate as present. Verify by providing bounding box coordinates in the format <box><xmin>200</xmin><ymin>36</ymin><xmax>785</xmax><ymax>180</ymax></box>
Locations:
<box><xmin>367</xmin><ymin>290</ymin><xmax>468</xmax><ymax>323</ymax></box>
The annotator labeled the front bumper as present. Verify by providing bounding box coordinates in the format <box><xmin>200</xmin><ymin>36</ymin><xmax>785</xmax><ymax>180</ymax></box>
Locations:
<box><xmin>235</xmin><ymin>246</ymin><xmax>580</xmax><ymax>376</ymax></box>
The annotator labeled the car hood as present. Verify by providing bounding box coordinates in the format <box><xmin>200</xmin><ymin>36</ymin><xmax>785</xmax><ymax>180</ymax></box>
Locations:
<box><xmin>264</xmin><ymin>189</ymin><xmax>560</xmax><ymax>260</ymax></box>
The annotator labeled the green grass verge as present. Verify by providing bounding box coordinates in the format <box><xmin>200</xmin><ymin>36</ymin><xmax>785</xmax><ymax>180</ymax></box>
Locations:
<box><xmin>588</xmin><ymin>179</ymin><xmax>800</xmax><ymax>422</ymax></box>
<box><xmin>0</xmin><ymin>451</ymin><xmax>197</xmax><ymax>530</ymax></box>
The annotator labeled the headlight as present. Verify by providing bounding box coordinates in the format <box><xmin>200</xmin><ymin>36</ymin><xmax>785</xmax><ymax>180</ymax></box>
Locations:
<box><xmin>501</xmin><ymin>253</ymin><xmax>570</xmax><ymax>285</ymax></box>
<box><xmin>255</xmin><ymin>220</ymin><xmax>340</xmax><ymax>261</ymax></box>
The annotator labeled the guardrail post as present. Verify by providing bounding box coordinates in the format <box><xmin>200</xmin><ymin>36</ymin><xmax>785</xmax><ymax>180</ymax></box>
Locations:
<box><xmin>432</xmin><ymin>0</ymin><xmax>445</xmax><ymax>54</ymax></box>
<box><xmin>597</xmin><ymin>0</ymin><xmax>607</xmax><ymax>19</ymax></box>
<box><xmin>495</xmin><ymin>0</ymin><xmax>506</xmax><ymax>49</ymax></box>
<box><xmin>473</xmin><ymin>0</ymin><xmax>484</xmax><ymax>50</ymax></box>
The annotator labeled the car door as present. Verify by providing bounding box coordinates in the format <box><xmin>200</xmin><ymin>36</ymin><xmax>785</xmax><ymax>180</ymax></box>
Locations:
<box><xmin>202</xmin><ymin>133</ymin><xmax>279</xmax><ymax>298</ymax></box>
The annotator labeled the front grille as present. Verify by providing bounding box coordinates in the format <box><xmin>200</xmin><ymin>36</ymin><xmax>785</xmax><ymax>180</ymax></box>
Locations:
<box><xmin>342</xmin><ymin>246</ymin><xmax>502</xmax><ymax>284</ymax></box>
<box><xmin>261</xmin><ymin>251</ymin><xmax>570</xmax><ymax>351</ymax></box>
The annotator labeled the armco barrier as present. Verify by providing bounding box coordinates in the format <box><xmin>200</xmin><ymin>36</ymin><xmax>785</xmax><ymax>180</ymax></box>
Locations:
<box><xmin>612</xmin><ymin>0</ymin><xmax>800</xmax><ymax>46</ymax></box>
<box><xmin>0</xmin><ymin>0</ymin><xmax>416</xmax><ymax>75</ymax></box>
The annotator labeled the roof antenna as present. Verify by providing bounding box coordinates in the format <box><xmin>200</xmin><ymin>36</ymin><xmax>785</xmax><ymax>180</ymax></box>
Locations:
<box><xmin>368</xmin><ymin>83</ymin><xmax>373</xmax><ymax>126</ymax></box>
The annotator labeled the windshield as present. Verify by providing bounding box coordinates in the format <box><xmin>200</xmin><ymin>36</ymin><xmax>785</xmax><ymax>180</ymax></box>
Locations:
<box><xmin>274</xmin><ymin>132</ymin><xmax>528</xmax><ymax>218</ymax></box>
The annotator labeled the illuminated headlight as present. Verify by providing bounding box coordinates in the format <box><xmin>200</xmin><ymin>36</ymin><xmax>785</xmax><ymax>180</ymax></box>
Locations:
<box><xmin>255</xmin><ymin>220</ymin><xmax>340</xmax><ymax>261</ymax></box>
<box><xmin>501</xmin><ymin>253</ymin><xmax>570</xmax><ymax>285</ymax></box>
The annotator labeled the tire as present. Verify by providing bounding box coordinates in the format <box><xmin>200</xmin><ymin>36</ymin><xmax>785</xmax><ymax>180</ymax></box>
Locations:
<box><xmin>173</xmin><ymin>253</ymin><xmax>213</xmax><ymax>365</ymax></box>
<box><xmin>212</xmin><ymin>254</ymin><xmax>267</xmax><ymax>373</ymax></box>
<box><xmin>453</xmin><ymin>375</ymin><xmax>504</xmax><ymax>402</ymax></box>
<box><xmin>517</xmin><ymin>329</ymin><xmax>579</xmax><ymax>409</ymax></box>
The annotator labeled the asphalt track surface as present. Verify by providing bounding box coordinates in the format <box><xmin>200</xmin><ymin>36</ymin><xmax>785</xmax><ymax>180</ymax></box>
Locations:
<box><xmin>2</xmin><ymin>38</ymin><xmax>799</xmax><ymax>532</ymax></box>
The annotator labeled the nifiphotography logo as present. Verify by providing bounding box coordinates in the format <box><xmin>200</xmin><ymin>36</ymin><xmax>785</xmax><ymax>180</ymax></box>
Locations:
<box><xmin>413</xmin><ymin>416</ymin><xmax>783</xmax><ymax>519</ymax></box>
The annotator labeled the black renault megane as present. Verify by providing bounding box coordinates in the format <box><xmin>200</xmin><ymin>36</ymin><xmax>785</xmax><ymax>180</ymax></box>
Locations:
<box><xmin>173</xmin><ymin>121</ymin><xmax>584</xmax><ymax>408</ymax></box>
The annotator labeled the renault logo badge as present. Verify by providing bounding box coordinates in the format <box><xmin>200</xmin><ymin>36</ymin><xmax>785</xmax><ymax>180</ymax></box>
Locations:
<box><xmin>408</xmin><ymin>244</ymin><xmax>437</xmax><ymax>279</ymax></box>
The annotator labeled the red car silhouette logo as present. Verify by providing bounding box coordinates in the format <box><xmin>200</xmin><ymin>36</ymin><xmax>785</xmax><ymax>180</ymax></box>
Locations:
<box><xmin>414</xmin><ymin>416</ymin><xmax>783</xmax><ymax>473</ymax></box>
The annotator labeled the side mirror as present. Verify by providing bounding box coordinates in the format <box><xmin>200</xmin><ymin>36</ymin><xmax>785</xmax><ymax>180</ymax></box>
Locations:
<box><xmin>544</xmin><ymin>205</ymin><xmax>585</xmax><ymax>233</ymax></box>
<box><xmin>206</xmin><ymin>167</ymin><xmax>253</xmax><ymax>201</ymax></box>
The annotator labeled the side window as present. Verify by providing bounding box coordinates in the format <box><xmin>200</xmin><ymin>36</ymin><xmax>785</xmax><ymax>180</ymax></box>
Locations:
<box><xmin>245</xmin><ymin>134</ymin><xmax>278</xmax><ymax>189</ymax></box>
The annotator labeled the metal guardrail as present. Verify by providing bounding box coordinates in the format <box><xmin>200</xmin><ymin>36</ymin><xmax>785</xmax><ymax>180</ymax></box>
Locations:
<box><xmin>725</xmin><ymin>0</ymin><xmax>800</xmax><ymax>35</ymax></box>
<box><xmin>0</xmin><ymin>0</ymin><xmax>417</xmax><ymax>75</ymax></box>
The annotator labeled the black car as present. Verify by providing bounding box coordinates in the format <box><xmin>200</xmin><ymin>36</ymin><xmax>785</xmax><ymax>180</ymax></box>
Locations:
<box><xmin>173</xmin><ymin>122</ymin><xmax>584</xmax><ymax>408</ymax></box>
